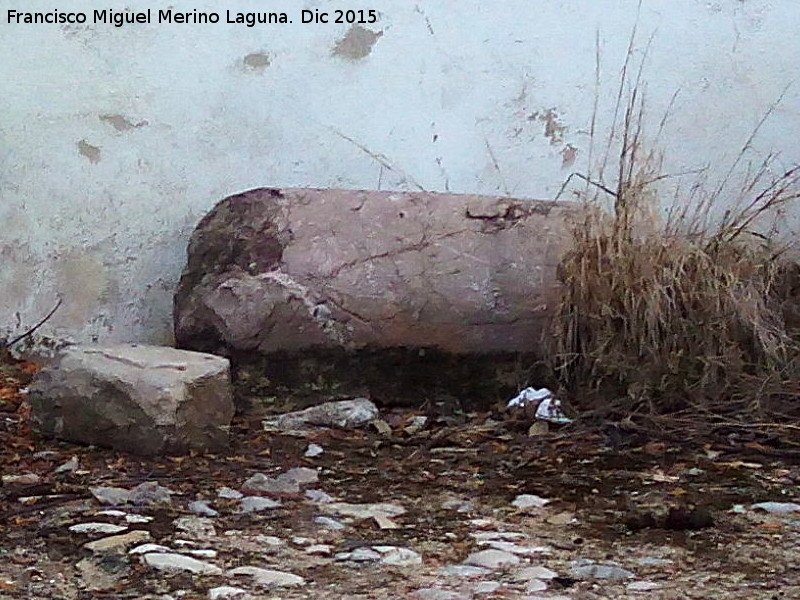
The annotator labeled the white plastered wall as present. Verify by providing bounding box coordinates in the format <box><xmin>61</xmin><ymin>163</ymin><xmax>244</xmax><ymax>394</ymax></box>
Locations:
<box><xmin>1</xmin><ymin>0</ymin><xmax>798</xmax><ymax>344</ymax></box>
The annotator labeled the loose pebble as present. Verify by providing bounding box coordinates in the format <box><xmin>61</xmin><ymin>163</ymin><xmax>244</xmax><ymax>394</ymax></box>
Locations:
<box><xmin>143</xmin><ymin>553</ymin><xmax>222</xmax><ymax>575</ymax></box>
<box><xmin>463</xmin><ymin>549</ymin><xmax>521</xmax><ymax>569</ymax></box>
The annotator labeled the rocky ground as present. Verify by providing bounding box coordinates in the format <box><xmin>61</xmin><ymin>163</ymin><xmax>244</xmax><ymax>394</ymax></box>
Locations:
<box><xmin>1</xmin><ymin>357</ymin><xmax>799</xmax><ymax>600</ymax></box>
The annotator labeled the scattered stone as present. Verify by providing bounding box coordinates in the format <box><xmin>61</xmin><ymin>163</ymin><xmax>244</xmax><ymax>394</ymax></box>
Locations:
<box><xmin>218</xmin><ymin>487</ymin><xmax>244</xmax><ymax>500</ymax></box>
<box><xmin>173</xmin><ymin>516</ymin><xmax>216</xmax><ymax>538</ymax></box>
<box><xmin>90</xmin><ymin>486</ymin><xmax>133</xmax><ymax>506</ymax></box>
<box><xmin>143</xmin><ymin>552</ymin><xmax>223</xmax><ymax>575</ymax></box>
<box><xmin>412</xmin><ymin>589</ymin><xmax>471</xmax><ymax>600</ymax></box>
<box><xmin>305</xmin><ymin>544</ymin><xmax>333</xmax><ymax>556</ymax></box>
<box><xmin>84</xmin><ymin>530</ymin><xmax>151</xmax><ymax>553</ymax></box>
<box><xmin>186</xmin><ymin>549</ymin><xmax>218</xmax><ymax>559</ymax></box>
<box><xmin>305</xmin><ymin>489</ymin><xmax>335</xmax><ymax>504</ymax></box>
<box><xmin>314</xmin><ymin>516</ymin><xmax>346</xmax><ymax>530</ymax></box>
<box><xmin>208</xmin><ymin>587</ymin><xmax>253</xmax><ymax>600</ymax></box>
<box><xmin>280</xmin><ymin>467</ymin><xmax>319</xmax><ymax>485</ymax></box>
<box><xmin>264</xmin><ymin>398</ymin><xmax>379</xmax><ymax>430</ymax></box>
<box><xmin>373</xmin><ymin>546</ymin><xmax>423</xmax><ymax>566</ymax></box>
<box><xmin>322</xmin><ymin>502</ymin><xmax>406</xmax><ymax>520</ymax></box>
<box><xmin>404</xmin><ymin>415</ymin><xmax>429</xmax><ymax>434</ymax></box>
<box><xmin>69</xmin><ymin>523</ymin><xmax>128</xmax><ymax>535</ymax></box>
<box><xmin>511</xmin><ymin>494</ymin><xmax>549</xmax><ymax>510</ymax></box>
<box><xmin>76</xmin><ymin>555</ymin><xmax>130</xmax><ymax>591</ymax></box>
<box><xmin>291</xmin><ymin>536</ymin><xmax>311</xmax><ymax>546</ymax></box>
<box><xmin>304</xmin><ymin>443</ymin><xmax>324</xmax><ymax>458</ymax></box>
<box><xmin>95</xmin><ymin>509</ymin><xmax>127</xmax><ymax>518</ymax></box>
<box><xmin>242</xmin><ymin>473</ymin><xmax>300</xmax><ymax>496</ymax></box>
<box><xmin>526</xmin><ymin>579</ymin><xmax>548</xmax><ymax>593</ymax></box>
<box><xmin>441</xmin><ymin>498</ymin><xmax>475</xmax><ymax>513</ymax></box>
<box><xmin>513</xmin><ymin>566</ymin><xmax>558</xmax><ymax>581</ymax></box>
<box><xmin>126</xmin><ymin>514</ymin><xmax>153</xmax><ymax>524</ymax></box>
<box><xmin>482</xmin><ymin>540</ymin><xmax>550</xmax><ymax>556</ymax></box>
<box><xmin>130</xmin><ymin>482</ymin><xmax>174</xmax><ymax>506</ymax></box>
<box><xmin>439</xmin><ymin>565</ymin><xmax>492</xmax><ymax>578</ymax></box>
<box><xmin>238</xmin><ymin>496</ymin><xmax>282</xmax><ymax>513</ymax></box>
<box><xmin>637</xmin><ymin>557</ymin><xmax>673</xmax><ymax>566</ymax></box>
<box><xmin>90</xmin><ymin>482</ymin><xmax>173</xmax><ymax>507</ymax></box>
<box><xmin>130</xmin><ymin>543</ymin><xmax>173</xmax><ymax>555</ymax></box>
<box><xmin>463</xmin><ymin>549</ymin><xmax>521</xmax><ymax>569</ymax></box>
<box><xmin>29</xmin><ymin>344</ymin><xmax>234</xmax><ymax>455</ymax></box>
<box><xmin>627</xmin><ymin>581</ymin><xmax>663</xmax><ymax>592</ymax></box>
<box><xmin>475</xmin><ymin>581</ymin><xmax>502</xmax><ymax>594</ymax></box>
<box><xmin>54</xmin><ymin>456</ymin><xmax>80</xmax><ymax>473</ymax></box>
<box><xmin>570</xmin><ymin>563</ymin><xmax>635</xmax><ymax>580</ymax></box>
<box><xmin>338</xmin><ymin>547</ymin><xmax>382</xmax><ymax>562</ymax></box>
<box><xmin>751</xmin><ymin>502</ymin><xmax>800</xmax><ymax>514</ymax></box>
<box><xmin>189</xmin><ymin>500</ymin><xmax>220</xmax><ymax>517</ymax></box>
<box><xmin>470</xmin><ymin>531</ymin><xmax>526</xmax><ymax>542</ymax></box>
<box><xmin>227</xmin><ymin>566</ymin><xmax>306</xmax><ymax>588</ymax></box>
<box><xmin>2</xmin><ymin>473</ymin><xmax>42</xmax><ymax>485</ymax></box>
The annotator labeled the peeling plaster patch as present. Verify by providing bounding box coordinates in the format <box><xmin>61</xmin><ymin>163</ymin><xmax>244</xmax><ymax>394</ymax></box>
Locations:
<box><xmin>0</xmin><ymin>243</ymin><xmax>37</xmax><ymax>309</ymax></box>
<box><xmin>561</xmin><ymin>144</ymin><xmax>578</xmax><ymax>169</ymax></box>
<box><xmin>243</xmin><ymin>52</ymin><xmax>271</xmax><ymax>71</ymax></box>
<box><xmin>77</xmin><ymin>140</ymin><xmax>101</xmax><ymax>163</ymax></box>
<box><xmin>331</xmin><ymin>26</ymin><xmax>383</xmax><ymax>60</ymax></box>
<box><xmin>99</xmin><ymin>114</ymin><xmax>148</xmax><ymax>132</ymax></box>
<box><xmin>55</xmin><ymin>252</ymin><xmax>108</xmax><ymax>329</ymax></box>
<box><xmin>529</xmin><ymin>109</ymin><xmax>567</xmax><ymax>145</ymax></box>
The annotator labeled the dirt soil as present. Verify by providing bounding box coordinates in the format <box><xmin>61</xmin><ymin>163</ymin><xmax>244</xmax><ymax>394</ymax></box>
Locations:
<box><xmin>1</xmin><ymin>357</ymin><xmax>799</xmax><ymax>600</ymax></box>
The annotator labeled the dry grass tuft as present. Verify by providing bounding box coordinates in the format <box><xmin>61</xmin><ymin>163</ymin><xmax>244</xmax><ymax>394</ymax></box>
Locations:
<box><xmin>550</xmin><ymin>79</ymin><xmax>800</xmax><ymax>425</ymax></box>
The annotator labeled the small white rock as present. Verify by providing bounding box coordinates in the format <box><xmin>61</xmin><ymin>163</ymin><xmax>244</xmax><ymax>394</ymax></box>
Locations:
<box><xmin>189</xmin><ymin>500</ymin><xmax>219</xmax><ymax>517</ymax></box>
<box><xmin>514</xmin><ymin>565</ymin><xmax>558</xmax><ymax>581</ymax></box>
<box><xmin>526</xmin><ymin>579</ymin><xmax>548</xmax><ymax>592</ymax></box>
<box><xmin>208</xmin><ymin>586</ymin><xmax>252</xmax><ymax>600</ymax></box>
<box><xmin>305</xmin><ymin>489</ymin><xmax>335</xmax><ymax>504</ymax></box>
<box><xmin>69</xmin><ymin>523</ymin><xmax>128</xmax><ymax>535</ymax></box>
<box><xmin>474</xmin><ymin>581</ymin><xmax>501</xmax><ymax>594</ymax></box>
<box><xmin>304</xmin><ymin>443</ymin><xmax>324</xmax><ymax>458</ymax></box>
<box><xmin>218</xmin><ymin>487</ymin><xmax>244</xmax><ymax>500</ymax></box>
<box><xmin>314</xmin><ymin>516</ymin><xmax>346</xmax><ymax>530</ymax></box>
<box><xmin>126</xmin><ymin>514</ymin><xmax>153</xmax><ymax>524</ymax></box>
<box><xmin>238</xmin><ymin>497</ymin><xmax>282</xmax><ymax>513</ymax></box>
<box><xmin>373</xmin><ymin>546</ymin><xmax>423</xmax><ymax>566</ymax></box>
<box><xmin>130</xmin><ymin>543</ymin><xmax>173</xmax><ymax>555</ymax></box>
<box><xmin>463</xmin><ymin>549</ymin><xmax>521</xmax><ymax>569</ymax></box>
<box><xmin>511</xmin><ymin>494</ymin><xmax>549</xmax><ymax>510</ymax></box>
<box><xmin>751</xmin><ymin>502</ymin><xmax>800</xmax><ymax>514</ymax></box>
<box><xmin>227</xmin><ymin>566</ymin><xmax>306</xmax><ymax>588</ymax></box>
<box><xmin>305</xmin><ymin>544</ymin><xmax>333</xmax><ymax>556</ymax></box>
<box><xmin>439</xmin><ymin>565</ymin><xmax>492</xmax><ymax>578</ymax></box>
<box><xmin>627</xmin><ymin>581</ymin><xmax>663</xmax><ymax>592</ymax></box>
<box><xmin>143</xmin><ymin>553</ymin><xmax>222</xmax><ymax>575</ymax></box>
<box><xmin>482</xmin><ymin>540</ymin><xmax>550</xmax><ymax>556</ymax></box>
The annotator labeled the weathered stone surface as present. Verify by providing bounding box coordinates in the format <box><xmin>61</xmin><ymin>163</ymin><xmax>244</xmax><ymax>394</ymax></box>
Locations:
<box><xmin>29</xmin><ymin>344</ymin><xmax>234</xmax><ymax>455</ymax></box>
<box><xmin>174</xmin><ymin>188</ymin><xmax>574</xmax><ymax>408</ymax></box>
<box><xmin>176</xmin><ymin>187</ymin><xmax>571</xmax><ymax>353</ymax></box>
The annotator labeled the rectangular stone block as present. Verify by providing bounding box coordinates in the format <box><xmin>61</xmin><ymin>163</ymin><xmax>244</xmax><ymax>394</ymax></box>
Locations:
<box><xmin>29</xmin><ymin>344</ymin><xmax>234</xmax><ymax>455</ymax></box>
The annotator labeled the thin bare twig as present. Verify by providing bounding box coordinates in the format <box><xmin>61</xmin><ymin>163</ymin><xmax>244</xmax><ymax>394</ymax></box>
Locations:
<box><xmin>5</xmin><ymin>298</ymin><xmax>63</xmax><ymax>348</ymax></box>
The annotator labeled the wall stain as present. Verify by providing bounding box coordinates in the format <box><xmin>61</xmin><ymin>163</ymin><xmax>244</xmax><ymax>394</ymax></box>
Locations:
<box><xmin>332</xmin><ymin>26</ymin><xmax>383</xmax><ymax>60</ymax></box>
<box><xmin>529</xmin><ymin>108</ymin><xmax>567</xmax><ymax>145</ymax></box>
<box><xmin>99</xmin><ymin>114</ymin><xmax>148</xmax><ymax>132</ymax></box>
<box><xmin>561</xmin><ymin>144</ymin><xmax>578</xmax><ymax>169</ymax></box>
<box><xmin>55</xmin><ymin>252</ymin><xmax>108</xmax><ymax>328</ymax></box>
<box><xmin>243</xmin><ymin>52</ymin><xmax>271</xmax><ymax>71</ymax></box>
<box><xmin>77</xmin><ymin>140</ymin><xmax>101</xmax><ymax>163</ymax></box>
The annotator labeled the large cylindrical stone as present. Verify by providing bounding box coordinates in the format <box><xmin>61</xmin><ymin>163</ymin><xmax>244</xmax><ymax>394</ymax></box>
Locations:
<box><xmin>174</xmin><ymin>188</ymin><xmax>575</xmax><ymax>356</ymax></box>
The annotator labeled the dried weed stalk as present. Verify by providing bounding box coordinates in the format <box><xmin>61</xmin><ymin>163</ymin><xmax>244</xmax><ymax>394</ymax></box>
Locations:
<box><xmin>550</xmin><ymin>42</ymin><xmax>800</xmax><ymax>424</ymax></box>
